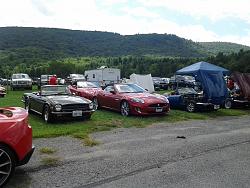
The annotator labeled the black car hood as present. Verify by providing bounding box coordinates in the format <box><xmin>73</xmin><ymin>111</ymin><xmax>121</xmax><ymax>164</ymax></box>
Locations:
<box><xmin>47</xmin><ymin>95</ymin><xmax>91</xmax><ymax>105</ymax></box>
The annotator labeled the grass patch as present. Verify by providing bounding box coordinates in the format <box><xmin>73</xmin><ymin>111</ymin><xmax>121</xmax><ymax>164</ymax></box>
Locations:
<box><xmin>41</xmin><ymin>157</ymin><xmax>60</xmax><ymax>166</ymax></box>
<box><xmin>39</xmin><ymin>147</ymin><xmax>57</xmax><ymax>154</ymax></box>
<box><xmin>1</xmin><ymin>87</ymin><xmax>250</xmax><ymax>139</ymax></box>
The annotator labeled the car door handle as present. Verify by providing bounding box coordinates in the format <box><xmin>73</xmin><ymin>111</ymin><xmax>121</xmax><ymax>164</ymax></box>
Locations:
<box><xmin>115</xmin><ymin>98</ymin><xmax>119</xmax><ymax>101</ymax></box>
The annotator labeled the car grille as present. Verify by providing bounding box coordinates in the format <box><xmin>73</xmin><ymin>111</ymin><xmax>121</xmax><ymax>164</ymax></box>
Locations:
<box><xmin>17</xmin><ymin>80</ymin><xmax>29</xmax><ymax>85</ymax></box>
<box><xmin>62</xmin><ymin>104</ymin><xmax>90</xmax><ymax>112</ymax></box>
<box><xmin>148</xmin><ymin>103</ymin><xmax>167</xmax><ymax>107</ymax></box>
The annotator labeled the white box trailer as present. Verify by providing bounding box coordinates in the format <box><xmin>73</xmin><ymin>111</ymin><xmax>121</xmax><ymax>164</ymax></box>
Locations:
<box><xmin>85</xmin><ymin>67</ymin><xmax>120</xmax><ymax>85</ymax></box>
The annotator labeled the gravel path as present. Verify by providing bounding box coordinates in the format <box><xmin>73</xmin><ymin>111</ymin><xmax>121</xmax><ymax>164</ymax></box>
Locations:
<box><xmin>7</xmin><ymin>115</ymin><xmax>250</xmax><ymax>188</ymax></box>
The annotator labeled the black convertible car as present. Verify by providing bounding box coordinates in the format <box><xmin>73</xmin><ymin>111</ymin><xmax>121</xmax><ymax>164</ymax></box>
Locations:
<box><xmin>22</xmin><ymin>85</ymin><xmax>95</xmax><ymax>122</ymax></box>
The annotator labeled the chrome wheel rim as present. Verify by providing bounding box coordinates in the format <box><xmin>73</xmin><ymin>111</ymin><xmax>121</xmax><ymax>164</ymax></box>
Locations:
<box><xmin>93</xmin><ymin>98</ymin><xmax>98</xmax><ymax>110</ymax></box>
<box><xmin>187</xmin><ymin>103</ymin><xmax>195</xmax><ymax>112</ymax></box>
<box><xmin>0</xmin><ymin>149</ymin><xmax>12</xmax><ymax>187</ymax></box>
<box><xmin>44</xmin><ymin>109</ymin><xmax>49</xmax><ymax>122</ymax></box>
<box><xmin>25</xmin><ymin>102</ymin><xmax>29</xmax><ymax>111</ymax></box>
<box><xmin>121</xmin><ymin>102</ymin><xmax>129</xmax><ymax>116</ymax></box>
<box><xmin>225</xmin><ymin>100</ymin><xmax>232</xmax><ymax>109</ymax></box>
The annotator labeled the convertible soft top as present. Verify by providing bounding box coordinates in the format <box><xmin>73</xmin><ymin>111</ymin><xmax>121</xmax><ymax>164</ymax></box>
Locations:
<box><xmin>231</xmin><ymin>72</ymin><xmax>250</xmax><ymax>100</ymax></box>
<box><xmin>176</xmin><ymin>61</ymin><xmax>229</xmax><ymax>105</ymax></box>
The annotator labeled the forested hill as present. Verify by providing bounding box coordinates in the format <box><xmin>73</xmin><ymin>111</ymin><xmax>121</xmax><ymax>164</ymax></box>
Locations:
<box><xmin>198</xmin><ymin>42</ymin><xmax>250</xmax><ymax>55</ymax></box>
<box><xmin>0</xmin><ymin>26</ymin><xmax>237</xmax><ymax>60</ymax></box>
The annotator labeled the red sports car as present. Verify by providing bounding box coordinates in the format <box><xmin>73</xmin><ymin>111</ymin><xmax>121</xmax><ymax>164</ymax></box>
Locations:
<box><xmin>69</xmin><ymin>81</ymin><xmax>102</xmax><ymax>110</ymax></box>
<box><xmin>0</xmin><ymin>107</ymin><xmax>34</xmax><ymax>187</ymax></box>
<box><xmin>97</xmin><ymin>83</ymin><xmax>170</xmax><ymax>116</ymax></box>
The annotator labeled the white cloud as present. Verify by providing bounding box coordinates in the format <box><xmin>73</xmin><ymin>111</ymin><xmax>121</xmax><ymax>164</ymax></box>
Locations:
<box><xmin>137</xmin><ymin>0</ymin><xmax>250</xmax><ymax>23</ymax></box>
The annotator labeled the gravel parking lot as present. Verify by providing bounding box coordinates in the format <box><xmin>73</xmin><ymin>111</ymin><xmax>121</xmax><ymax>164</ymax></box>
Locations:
<box><xmin>7</xmin><ymin>115</ymin><xmax>250</xmax><ymax>188</ymax></box>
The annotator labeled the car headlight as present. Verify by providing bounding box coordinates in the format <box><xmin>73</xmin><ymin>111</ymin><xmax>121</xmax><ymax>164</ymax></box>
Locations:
<box><xmin>54</xmin><ymin>104</ymin><xmax>62</xmax><ymax>111</ymax></box>
<box><xmin>89</xmin><ymin>102</ymin><xmax>94</xmax><ymax>110</ymax></box>
<box><xmin>164</xmin><ymin>96</ymin><xmax>169</xmax><ymax>103</ymax></box>
<box><xmin>131</xmin><ymin>98</ymin><xmax>145</xmax><ymax>103</ymax></box>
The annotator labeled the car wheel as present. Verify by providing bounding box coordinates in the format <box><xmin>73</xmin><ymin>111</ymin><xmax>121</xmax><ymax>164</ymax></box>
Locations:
<box><xmin>224</xmin><ymin>99</ymin><xmax>232</xmax><ymax>109</ymax></box>
<box><xmin>43</xmin><ymin>105</ymin><xmax>53</xmax><ymax>123</ymax></box>
<box><xmin>92</xmin><ymin>97</ymin><xmax>98</xmax><ymax>110</ymax></box>
<box><xmin>186</xmin><ymin>102</ymin><xmax>196</xmax><ymax>112</ymax></box>
<box><xmin>120</xmin><ymin>101</ymin><xmax>130</xmax><ymax>116</ymax></box>
<box><xmin>0</xmin><ymin>144</ymin><xmax>16</xmax><ymax>187</ymax></box>
<box><xmin>85</xmin><ymin>114</ymin><xmax>92</xmax><ymax>120</ymax></box>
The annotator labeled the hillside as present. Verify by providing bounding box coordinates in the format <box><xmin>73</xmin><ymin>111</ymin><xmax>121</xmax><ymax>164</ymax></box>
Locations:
<box><xmin>198</xmin><ymin>42</ymin><xmax>250</xmax><ymax>55</ymax></box>
<box><xmin>0</xmin><ymin>27</ymin><xmax>206</xmax><ymax>61</ymax></box>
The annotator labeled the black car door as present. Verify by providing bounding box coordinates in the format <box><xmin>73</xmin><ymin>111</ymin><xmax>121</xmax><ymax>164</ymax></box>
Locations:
<box><xmin>30</xmin><ymin>94</ymin><xmax>46</xmax><ymax>114</ymax></box>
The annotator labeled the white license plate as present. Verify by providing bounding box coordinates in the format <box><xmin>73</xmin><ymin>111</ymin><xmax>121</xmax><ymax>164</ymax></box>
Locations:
<box><xmin>156</xmin><ymin>107</ymin><xmax>163</xmax><ymax>112</ymax></box>
<box><xmin>214</xmin><ymin>105</ymin><xmax>220</xmax><ymax>110</ymax></box>
<box><xmin>72</xmin><ymin>110</ymin><xmax>82</xmax><ymax>117</ymax></box>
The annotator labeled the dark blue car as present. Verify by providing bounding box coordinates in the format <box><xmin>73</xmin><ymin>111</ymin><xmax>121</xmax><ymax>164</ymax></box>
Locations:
<box><xmin>166</xmin><ymin>87</ymin><xmax>220</xmax><ymax>112</ymax></box>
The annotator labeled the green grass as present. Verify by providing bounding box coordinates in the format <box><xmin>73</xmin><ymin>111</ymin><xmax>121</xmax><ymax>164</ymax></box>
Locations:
<box><xmin>41</xmin><ymin>157</ymin><xmax>61</xmax><ymax>166</ymax></box>
<box><xmin>39</xmin><ymin>147</ymin><xmax>57</xmax><ymax>154</ymax></box>
<box><xmin>1</xmin><ymin>87</ymin><xmax>249</xmax><ymax>139</ymax></box>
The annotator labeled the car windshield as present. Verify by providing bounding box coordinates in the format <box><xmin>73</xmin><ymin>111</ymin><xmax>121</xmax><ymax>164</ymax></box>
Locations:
<box><xmin>115</xmin><ymin>84</ymin><xmax>145</xmax><ymax>93</ymax></box>
<box><xmin>41</xmin><ymin>85</ymin><xmax>70</xmax><ymax>95</ymax></box>
<box><xmin>77</xmin><ymin>81</ymin><xmax>99</xmax><ymax>88</ymax></box>
<box><xmin>12</xmin><ymin>74</ymin><xmax>30</xmax><ymax>79</ymax></box>
<box><xmin>177</xmin><ymin>87</ymin><xmax>197</xmax><ymax>95</ymax></box>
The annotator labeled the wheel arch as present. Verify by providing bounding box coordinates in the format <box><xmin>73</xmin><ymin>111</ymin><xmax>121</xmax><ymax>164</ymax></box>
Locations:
<box><xmin>0</xmin><ymin>142</ymin><xmax>19</xmax><ymax>163</ymax></box>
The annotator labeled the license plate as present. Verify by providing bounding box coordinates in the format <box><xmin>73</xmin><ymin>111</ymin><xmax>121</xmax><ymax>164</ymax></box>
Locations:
<box><xmin>214</xmin><ymin>105</ymin><xmax>220</xmax><ymax>110</ymax></box>
<box><xmin>72</xmin><ymin>110</ymin><xmax>82</xmax><ymax>117</ymax></box>
<box><xmin>156</xmin><ymin>107</ymin><xmax>163</xmax><ymax>112</ymax></box>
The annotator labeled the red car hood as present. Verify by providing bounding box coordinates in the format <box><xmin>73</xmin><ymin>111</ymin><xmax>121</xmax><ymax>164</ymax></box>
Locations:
<box><xmin>122</xmin><ymin>93</ymin><xmax>168</xmax><ymax>103</ymax></box>
<box><xmin>78</xmin><ymin>88</ymin><xmax>102</xmax><ymax>94</ymax></box>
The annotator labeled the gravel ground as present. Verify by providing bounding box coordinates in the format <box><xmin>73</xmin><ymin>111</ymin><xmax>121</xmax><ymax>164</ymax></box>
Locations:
<box><xmin>7</xmin><ymin>115</ymin><xmax>250</xmax><ymax>188</ymax></box>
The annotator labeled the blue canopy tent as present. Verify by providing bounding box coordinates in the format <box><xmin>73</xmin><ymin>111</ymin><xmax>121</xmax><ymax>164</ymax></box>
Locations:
<box><xmin>176</xmin><ymin>61</ymin><xmax>229</xmax><ymax>105</ymax></box>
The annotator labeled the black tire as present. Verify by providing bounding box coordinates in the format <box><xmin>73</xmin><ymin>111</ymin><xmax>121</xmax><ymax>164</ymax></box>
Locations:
<box><xmin>120</xmin><ymin>101</ymin><xmax>130</xmax><ymax>116</ymax></box>
<box><xmin>85</xmin><ymin>114</ymin><xmax>92</xmax><ymax>120</ymax></box>
<box><xmin>186</xmin><ymin>101</ymin><xmax>196</xmax><ymax>112</ymax></box>
<box><xmin>43</xmin><ymin>105</ymin><xmax>53</xmax><ymax>123</ymax></box>
<box><xmin>92</xmin><ymin>97</ymin><xmax>98</xmax><ymax>110</ymax></box>
<box><xmin>224</xmin><ymin>99</ymin><xmax>232</xmax><ymax>109</ymax></box>
<box><xmin>0</xmin><ymin>144</ymin><xmax>16</xmax><ymax>187</ymax></box>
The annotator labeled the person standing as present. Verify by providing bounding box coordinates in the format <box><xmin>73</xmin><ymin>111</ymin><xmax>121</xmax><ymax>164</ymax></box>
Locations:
<box><xmin>49</xmin><ymin>75</ymin><xmax>57</xmax><ymax>85</ymax></box>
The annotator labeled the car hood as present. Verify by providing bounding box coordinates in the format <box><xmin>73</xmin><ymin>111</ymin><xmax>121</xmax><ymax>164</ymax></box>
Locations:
<box><xmin>78</xmin><ymin>88</ymin><xmax>102</xmax><ymax>94</ymax></box>
<box><xmin>122</xmin><ymin>93</ymin><xmax>168</xmax><ymax>103</ymax></box>
<box><xmin>12</xmin><ymin>78</ymin><xmax>31</xmax><ymax>81</ymax></box>
<box><xmin>47</xmin><ymin>95</ymin><xmax>91</xmax><ymax>105</ymax></box>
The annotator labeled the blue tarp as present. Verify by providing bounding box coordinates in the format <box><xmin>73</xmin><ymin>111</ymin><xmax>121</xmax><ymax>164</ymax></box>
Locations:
<box><xmin>176</xmin><ymin>61</ymin><xmax>229</xmax><ymax>105</ymax></box>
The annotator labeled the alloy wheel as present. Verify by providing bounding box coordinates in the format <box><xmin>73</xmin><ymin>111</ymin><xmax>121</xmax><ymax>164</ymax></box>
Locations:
<box><xmin>93</xmin><ymin>98</ymin><xmax>98</xmax><ymax>110</ymax></box>
<box><xmin>0</xmin><ymin>149</ymin><xmax>12</xmax><ymax>187</ymax></box>
<box><xmin>121</xmin><ymin>101</ymin><xmax>130</xmax><ymax>116</ymax></box>
<box><xmin>186</xmin><ymin>102</ymin><xmax>195</xmax><ymax>112</ymax></box>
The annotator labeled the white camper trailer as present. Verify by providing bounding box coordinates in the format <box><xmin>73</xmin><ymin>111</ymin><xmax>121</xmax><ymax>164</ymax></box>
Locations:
<box><xmin>85</xmin><ymin>66</ymin><xmax>120</xmax><ymax>86</ymax></box>
<box><xmin>129</xmin><ymin>73</ymin><xmax>155</xmax><ymax>93</ymax></box>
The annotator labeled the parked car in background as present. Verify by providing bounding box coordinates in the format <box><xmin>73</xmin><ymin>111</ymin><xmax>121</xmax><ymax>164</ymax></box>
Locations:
<box><xmin>0</xmin><ymin>107</ymin><xmax>34</xmax><ymax>187</ymax></box>
<box><xmin>166</xmin><ymin>87</ymin><xmax>220</xmax><ymax>112</ymax></box>
<box><xmin>11</xmin><ymin>73</ymin><xmax>32</xmax><ymax>90</ymax></box>
<box><xmin>69</xmin><ymin>81</ymin><xmax>102</xmax><ymax>110</ymax></box>
<box><xmin>169</xmin><ymin>75</ymin><xmax>196</xmax><ymax>90</ymax></box>
<box><xmin>66</xmin><ymin>74</ymin><xmax>85</xmax><ymax>85</ymax></box>
<box><xmin>97</xmin><ymin>83</ymin><xmax>170</xmax><ymax>116</ymax></box>
<box><xmin>22</xmin><ymin>85</ymin><xmax>95</xmax><ymax>123</ymax></box>
<box><xmin>0</xmin><ymin>85</ymin><xmax>6</xmax><ymax>97</ymax></box>
<box><xmin>152</xmin><ymin>77</ymin><xmax>161</xmax><ymax>91</ymax></box>
<box><xmin>38</xmin><ymin>75</ymin><xmax>53</xmax><ymax>89</ymax></box>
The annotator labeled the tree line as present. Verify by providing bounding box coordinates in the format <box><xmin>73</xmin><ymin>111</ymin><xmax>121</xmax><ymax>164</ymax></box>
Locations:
<box><xmin>0</xmin><ymin>50</ymin><xmax>250</xmax><ymax>79</ymax></box>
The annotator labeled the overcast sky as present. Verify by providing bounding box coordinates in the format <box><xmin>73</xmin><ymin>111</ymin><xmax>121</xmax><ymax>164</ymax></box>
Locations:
<box><xmin>1</xmin><ymin>0</ymin><xmax>250</xmax><ymax>46</ymax></box>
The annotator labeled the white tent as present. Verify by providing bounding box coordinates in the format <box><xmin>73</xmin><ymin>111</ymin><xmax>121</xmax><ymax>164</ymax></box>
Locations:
<box><xmin>129</xmin><ymin>73</ymin><xmax>155</xmax><ymax>93</ymax></box>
